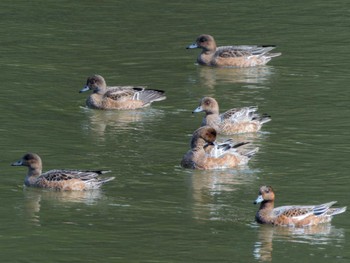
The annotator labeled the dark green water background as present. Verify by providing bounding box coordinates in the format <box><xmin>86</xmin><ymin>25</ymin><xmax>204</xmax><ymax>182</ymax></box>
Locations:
<box><xmin>0</xmin><ymin>1</ymin><xmax>349</xmax><ymax>262</ymax></box>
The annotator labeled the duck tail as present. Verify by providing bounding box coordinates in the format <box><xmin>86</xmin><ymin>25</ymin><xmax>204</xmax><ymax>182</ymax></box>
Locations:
<box><xmin>314</xmin><ymin>201</ymin><xmax>347</xmax><ymax>217</ymax></box>
<box><xmin>85</xmin><ymin>175</ymin><xmax>115</xmax><ymax>189</ymax></box>
<box><xmin>329</xmin><ymin>206</ymin><xmax>347</xmax><ymax>216</ymax></box>
<box><xmin>260</xmin><ymin>113</ymin><xmax>272</xmax><ymax>124</ymax></box>
<box><xmin>244</xmin><ymin>147</ymin><xmax>259</xmax><ymax>159</ymax></box>
<box><xmin>134</xmin><ymin>88</ymin><xmax>166</xmax><ymax>106</ymax></box>
<box><xmin>232</xmin><ymin>141</ymin><xmax>250</xmax><ymax>149</ymax></box>
<box><xmin>99</xmin><ymin>177</ymin><xmax>116</xmax><ymax>184</ymax></box>
<box><xmin>314</xmin><ymin>201</ymin><xmax>339</xmax><ymax>216</ymax></box>
<box><xmin>87</xmin><ymin>170</ymin><xmax>112</xmax><ymax>175</ymax></box>
<box><xmin>256</xmin><ymin>46</ymin><xmax>282</xmax><ymax>58</ymax></box>
<box><xmin>268</xmin><ymin>52</ymin><xmax>282</xmax><ymax>58</ymax></box>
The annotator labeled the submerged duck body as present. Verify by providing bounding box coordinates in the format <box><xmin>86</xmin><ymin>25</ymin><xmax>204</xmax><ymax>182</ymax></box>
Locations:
<box><xmin>11</xmin><ymin>153</ymin><xmax>115</xmax><ymax>191</ymax></box>
<box><xmin>80</xmin><ymin>75</ymin><xmax>166</xmax><ymax>110</ymax></box>
<box><xmin>187</xmin><ymin>34</ymin><xmax>281</xmax><ymax>68</ymax></box>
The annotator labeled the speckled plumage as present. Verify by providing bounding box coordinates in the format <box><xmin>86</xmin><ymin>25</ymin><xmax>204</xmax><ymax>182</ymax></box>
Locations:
<box><xmin>187</xmin><ymin>34</ymin><xmax>281</xmax><ymax>67</ymax></box>
<box><xmin>181</xmin><ymin>126</ymin><xmax>258</xmax><ymax>170</ymax></box>
<box><xmin>254</xmin><ymin>186</ymin><xmax>346</xmax><ymax>227</ymax></box>
<box><xmin>79</xmin><ymin>75</ymin><xmax>166</xmax><ymax>110</ymax></box>
<box><xmin>11</xmin><ymin>153</ymin><xmax>115</xmax><ymax>190</ymax></box>
<box><xmin>193</xmin><ymin>97</ymin><xmax>271</xmax><ymax>135</ymax></box>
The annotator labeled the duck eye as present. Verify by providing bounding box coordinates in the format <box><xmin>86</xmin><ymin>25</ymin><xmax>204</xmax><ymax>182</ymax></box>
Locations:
<box><xmin>199</xmin><ymin>37</ymin><xmax>207</xmax><ymax>42</ymax></box>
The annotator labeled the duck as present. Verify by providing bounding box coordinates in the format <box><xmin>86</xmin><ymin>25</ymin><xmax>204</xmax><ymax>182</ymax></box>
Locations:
<box><xmin>193</xmin><ymin>97</ymin><xmax>271</xmax><ymax>135</ymax></box>
<box><xmin>254</xmin><ymin>186</ymin><xmax>347</xmax><ymax>227</ymax></box>
<box><xmin>181</xmin><ymin>126</ymin><xmax>258</xmax><ymax>169</ymax></box>
<box><xmin>186</xmin><ymin>34</ymin><xmax>281</xmax><ymax>67</ymax></box>
<box><xmin>11</xmin><ymin>153</ymin><xmax>115</xmax><ymax>190</ymax></box>
<box><xmin>79</xmin><ymin>75</ymin><xmax>166</xmax><ymax>110</ymax></box>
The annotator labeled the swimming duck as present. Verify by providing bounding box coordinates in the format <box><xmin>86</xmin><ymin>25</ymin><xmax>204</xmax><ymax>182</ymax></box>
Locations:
<box><xmin>181</xmin><ymin>126</ymin><xmax>258</xmax><ymax>169</ymax></box>
<box><xmin>254</xmin><ymin>186</ymin><xmax>346</xmax><ymax>227</ymax></box>
<box><xmin>205</xmin><ymin>139</ymin><xmax>250</xmax><ymax>158</ymax></box>
<box><xmin>79</xmin><ymin>75</ymin><xmax>166</xmax><ymax>110</ymax></box>
<box><xmin>187</xmin><ymin>34</ymin><xmax>281</xmax><ymax>67</ymax></box>
<box><xmin>193</xmin><ymin>97</ymin><xmax>271</xmax><ymax>135</ymax></box>
<box><xmin>11</xmin><ymin>153</ymin><xmax>115</xmax><ymax>190</ymax></box>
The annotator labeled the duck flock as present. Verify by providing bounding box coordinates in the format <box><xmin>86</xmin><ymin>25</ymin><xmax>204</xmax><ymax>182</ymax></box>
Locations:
<box><xmin>11</xmin><ymin>34</ymin><xmax>346</xmax><ymax>227</ymax></box>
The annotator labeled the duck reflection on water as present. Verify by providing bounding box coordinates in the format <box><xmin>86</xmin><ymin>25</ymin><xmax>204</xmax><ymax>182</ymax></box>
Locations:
<box><xmin>23</xmin><ymin>187</ymin><xmax>105</xmax><ymax>226</ymax></box>
<box><xmin>253</xmin><ymin>223</ymin><xmax>345</xmax><ymax>262</ymax></box>
<box><xmin>80</xmin><ymin>107</ymin><xmax>165</xmax><ymax>138</ymax></box>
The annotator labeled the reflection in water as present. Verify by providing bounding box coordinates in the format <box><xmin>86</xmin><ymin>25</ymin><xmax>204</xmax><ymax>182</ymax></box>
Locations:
<box><xmin>24</xmin><ymin>188</ymin><xmax>104</xmax><ymax>226</ymax></box>
<box><xmin>190</xmin><ymin>169</ymin><xmax>256</xmax><ymax>221</ymax></box>
<box><xmin>188</xmin><ymin>132</ymin><xmax>268</xmax><ymax>221</ymax></box>
<box><xmin>80</xmin><ymin>107</ymin><xmax>164</xmax><ymax>137</ymax></box>
<box><xmin>194</xmin><ymin>66</ymin><xmax>275</xmax><ymax>88</ymax></box>
<box><xmin>253</xmin><ymin>224</ymin><xmax>345</xmax><ymax>262</ymax></box>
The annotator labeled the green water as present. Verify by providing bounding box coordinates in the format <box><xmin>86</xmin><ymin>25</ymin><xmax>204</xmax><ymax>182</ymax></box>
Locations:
<box><xmin>0</xmin><ymin>0</ymin><xmax>349</xmax><ymax>262</ymax></box>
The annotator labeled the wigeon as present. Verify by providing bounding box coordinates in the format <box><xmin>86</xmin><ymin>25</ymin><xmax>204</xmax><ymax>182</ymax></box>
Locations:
<box><xmin>186</xmin><ymin>34</ymin><xmax>281</xmax><ymax>67</ymax></box>
<box><xmin>193</xmin><ymin>97</ymin><xmax>271</xmax><ymax>135</ymax></box>
<box><xmin>254</xmin><ymin>186</ymin><xmax>346</xmax><ymax>227</ymax></box>
<box><xmin>79</xmin><ymin>75</ymin><xmax>166</xmax><ymax>110</ymax></box>
<box><xmin>11</xmin><ymin>153</ymin><xmax>115</xmax><ymax>190</ymax></box>
<box><xmin>181</xmin><ymin>126</ymin><xmax>258</xmax><ymax>169</ymax></box>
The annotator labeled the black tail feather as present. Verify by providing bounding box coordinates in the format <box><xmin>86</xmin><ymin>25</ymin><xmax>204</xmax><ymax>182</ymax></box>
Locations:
<box><xmin>233</xmin><ymin>141</ymin><xmax>250</xmax><ymax>149</ymax></box>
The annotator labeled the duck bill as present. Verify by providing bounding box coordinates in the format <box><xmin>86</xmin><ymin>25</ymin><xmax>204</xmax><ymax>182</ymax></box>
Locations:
<box><xmin>254</xmin><ymin>195</ymin><xmax>264</xmax><ymax>204</ymax></box>
<box><xmin>186</xmin><ymin>43</ymin><xmax>199</xmax><ymax>49</ymax></box>
<box><xmin>79</xmin><ymin>86</ymin><xmax>90</xmax><ymax>93</ymax></box>
<box><xmin>192</xmin><ymin>106</ymin><xmax>203</xmax><ymax>113</ymax></box>
<box><xmin>11</xmin><ymin>160</ymin><xmax>23</xmax><ymax>166</ymax></box>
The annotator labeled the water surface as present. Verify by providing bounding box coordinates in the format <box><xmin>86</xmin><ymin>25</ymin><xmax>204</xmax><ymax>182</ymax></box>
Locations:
<box><xmin>1</xmin><ymin>0</ymin><xmax>350</xmax><ymax>262</ymax></box>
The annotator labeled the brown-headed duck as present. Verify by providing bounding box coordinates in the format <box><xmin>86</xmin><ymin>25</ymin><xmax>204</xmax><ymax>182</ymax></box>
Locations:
<box><xmin>181</xmin><ymin>126</ymin><xmax>258</xmax><ymax>169</ymax></box>
<box><xmin>187</xmin><ymin>34</ymin><xmax>281</xmax><ymax>67</ymax></box>
<box><xmin>254</xmin><ymin>186</ymin><xmax>346</xmax><ymax>227</ymax></box>
<box><xmin>11</xmin><ymin>153</ymin><xmax>115</xmax><ymax>190</ymax></box>
<box><xmin>193</xmin><ymin>97</ymin><xmax>271</xmax><ymax>135</ymax></box>
<box><xmin>79</xmin><ymin>75</ymin><xmax>166</xmax><ymax>110</ymax></box>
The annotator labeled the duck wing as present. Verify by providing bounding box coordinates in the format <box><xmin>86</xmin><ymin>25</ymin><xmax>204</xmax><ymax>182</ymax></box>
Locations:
<box><xmin>105</xmin><ymin>86</ymin><xmax>166</xmax><ymax>105</ymax></box>
<box><xmin>220</xmin><ymin>106</ymin><xmax>258</xmax><ymax>123</ymax></box>
<box><xmin>40</xmin><ymin>169</ymin><xmax>111</xmax><ymax>182</ymax></box>
<box><xmin>205</xmin><ymin>140</ymin><xmax>249</xmax><ymax>158</ymax></box>
<box><xmin>105</xmin><ymin>86</ymin><xmax>146</xmax><ymax>101</ymax></box>
<box><xmin>273</xmin><ymin>202</ymin><xmax>339</xmax><ymax>220</ymax></box>
<box><xmin>217</xmin><ymin>45</ymin><xmax>277</xmax><ymax>58</ymax></box>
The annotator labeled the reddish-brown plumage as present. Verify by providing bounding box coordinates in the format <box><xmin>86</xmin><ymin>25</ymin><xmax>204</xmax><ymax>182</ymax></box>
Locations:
<box><xmin>181</xmin><ymin>126</ymin><xmax>257</xmax><ymax>170</ymax></box>
<box><xmin>254</xmin><ymin>186</ymin><xmax>346</xmax><ymax>227</ymax></box>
